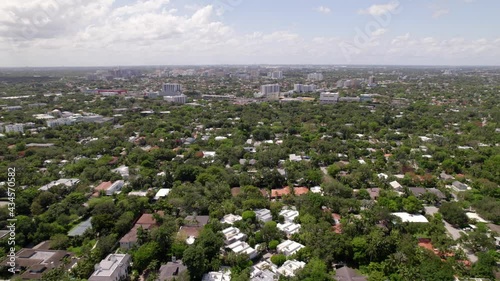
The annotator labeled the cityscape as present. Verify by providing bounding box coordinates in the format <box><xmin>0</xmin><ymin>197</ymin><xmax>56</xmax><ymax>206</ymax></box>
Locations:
<box><xmin>0</xmin><ymin>1</ymin><xmax>499</xmax><ymax>281</ymax></box>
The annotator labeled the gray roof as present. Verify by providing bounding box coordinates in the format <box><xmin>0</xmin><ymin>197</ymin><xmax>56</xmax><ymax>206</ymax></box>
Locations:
<box><xmin>335</xmin><ymin>266</ymin><xmax>368</xmax><ymax>281</ymax></box>
<box><xmin>409</xmin><ymin>187</ymin><xmax>446</xmax><ymax>200</ymax></box>
<box><xmin>158</xmin><ymin>261</ymin><xmax>187</xmax><ymax>281</ymax></box>
<box><xmin>68</xmin><ymin>217</ymin><xmax>92</xmax><ymax>236</ymax></box>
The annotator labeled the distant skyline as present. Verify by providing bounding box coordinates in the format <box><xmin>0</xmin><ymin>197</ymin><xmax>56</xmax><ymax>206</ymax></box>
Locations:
<box><xmin>1</xmin><ymin>0</ymin><xmax>499</xmax><ymax>67</ymax></box>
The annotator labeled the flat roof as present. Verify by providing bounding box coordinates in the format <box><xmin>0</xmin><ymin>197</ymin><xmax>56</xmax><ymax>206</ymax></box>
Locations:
<box><xmin>392</xmin><ymin>212</ymin><xmax>429</xmax><ymax>223</ymax></box>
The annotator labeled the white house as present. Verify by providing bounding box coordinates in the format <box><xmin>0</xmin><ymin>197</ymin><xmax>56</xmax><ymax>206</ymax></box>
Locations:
<box><xmin>280</xmin><ymin>208</ymin><xmax>299</xmax><ymax>223</ymax></box>
<box><xmin>154</xmin><ymin>188</ymin><xmax>171</xmax><ymax>200</ymax></box>
<box><xmin>389</xmin><ymin>181</ymin><xmax>402</xmax><ymax>190</ymax></box>
<box><xmin>220</xmin><ymin>214</ymin><xmax>242</xmax><ymax>225</ymax></box>
<box><xmin>202</xmin><ymin>269</ymin><xmax>231</xmax><ymax>281</ymax></box>
<box><xmin>226</xmin><ymin>241</ymin><xmax>258</xmax><ymax>259</ymax></box>
<box><xmin>39</xmin><ymin>178</ymin><xmax>80</xmax><ymax>191</ymax></box>
<box><xmin>222</xmin><ymin>227</ymin><xmax>247</xmax><ymax>245</ymax></box>
<box><xmin>392</xmin><ymin>212</ymin><xmax>429</xmax><ymax>223</ymax></box>
<box><xmin>277</xmin><ymin>260</ymin><xmax>306</xmax><ymax>277</ymax></box>
<box><xmin>276</xmin><ymin>240</ymin><xmax>305</xmax><ymax>256</ymax></box>
<box><xmin>255</xmin><ymin>209</ymin><xmax>272</xmax><ymax>223</ymax></box>
<box><xmin>277</xmin><ymin>222</ymin><xmax>301</xmax><ymax>236</ymax></box>
<box><xmin>89</xmin><ymin>254</ymin><xmax>131</xmax><ymax>281</ymax></box>
<box><xmin>106</xmin><ymin>180</ymin><xmax>124</xmax><ymax>196</ymax></box>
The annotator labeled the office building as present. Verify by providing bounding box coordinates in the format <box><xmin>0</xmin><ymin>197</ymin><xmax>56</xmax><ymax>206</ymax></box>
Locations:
<box><xmin>307</xmin><ymin>73</ymin><xmax>323</xmax><ymax>81</ymax></box>
<box><xmin>269</xmin><ymin>71</ymin><xmax>283</xmax><ymax>79</ymax></box>
<box><xmin>164</xmin><ymin>94</ymin><xmax>187</xmax><ymax>104</ymax></box>
<box><xmin>161</xmin><ymin>83</ymin><xmax>182</xmax><ymax>96</ymax></box>
<box><xmin>319</xmin><ymin>92</ymin><xmax>339</xmax><ymax>104</ymax></box>
<box><xmin>293</xmin><ymin>84</ymin><xmax>316</xmax><ymax>93</ymax></box>
<box><xmin>260</xmin><ymin>84</ymin><xmax>280</xmax><ymax>97</ymax></box>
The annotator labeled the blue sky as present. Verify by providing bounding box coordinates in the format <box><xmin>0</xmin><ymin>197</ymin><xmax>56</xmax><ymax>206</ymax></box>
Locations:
<box><xmin>0</xmin><ymin>0</ymin><xmax>499</xmax><ymax>66</ymax></box>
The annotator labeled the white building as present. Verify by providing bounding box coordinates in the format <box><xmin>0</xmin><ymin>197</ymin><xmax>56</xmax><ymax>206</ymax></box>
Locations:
<box><xmin>307</xmin><ymin>73</ymin><xmax>323</xmax><ymax>81</ymax></box>
<box><xmin>89</xmin><ymin>254</ymin><xmax>131</xmax><ymax>281</ymax></box>
<box><xmin>226</xmin><ymin>241</ymin><xmax>258</xmax><ymax>259</ymax></box>
<box><xmin>319</xmin><ymin>92</ymin><xmax>339</xmax><ymax>104</ymax></box>
<box><xmin>164</xmin><ymin>94</ymin><xmax>187</xmax><ymax>104</ymax></box>
<box><xmin>222</xmin><ymin>227</ymin><xmax>247</xmax><ymax>244</ymax></box>
<box><xmin>277</xmin><ymin>222</ymin><xmax>301</xmax><ymax>236</ymax></box>
<box><xmin>47</xmin><ymin>118</ymin><xmax>75</xmax><ymax>128</ymax></box>
<box><xmin>154</xmin><ymin>188</ymin><xmax>171</xmax><ymax>200</ymax></box>
<box><xmin>280</xmin><ymin>208</ymin><xmax>299</xmax><ymax>223</ymax></box>
<box><xmin>250</xmin><ymin>261</ymin><xmax>278</xmax><ymax>281</ymax></box>
<box><xmin>261</xmin><ymin>84</ymin><xmax>280</xmax><ymax>96</ymax></box>
<box><xmin>4</xmin><ymin>124</ymin><xmax>24</xmax><ymax>133</ymax></box>
<box><xmin>39</xmin><ymin>178</ymin><xmax>80</xmax><ymax>191</ymax></box>
<box><xmin>277</xmin><ymin>260</ymin><xmax>306</xmax><ymax>277</ymax></box>
<box><xmin>112</xmin><ymin>165</ymin><xmax>129</xmax><ymax>179</ymax></box>
<box><xmin>202</xmin><ymin>270</ymin><xmax>231</xmax><ymax>281</ymax></box>
<box><xmin>389</xmin><ymin>181</ymin><xmax>402</xmax><ymax>190</ymax></box>
<box><xmin>255</xmin><ymin>209</ymin><xmax>272</xmax><ymax>223</ymax></box>
<box><xmin>220</xmin><ymin>214</ymin><xmax>242</xmax><ymax>225</ymax></box>
<box><xmin>106</xmin><ymin>180</ymin><xmax>124</xmax><ymax>196</ymax></box>
<box><xmin>161</xmin><ymin>83</ymin><xmax>182</xmax><ymax>96</ymax></box>
<box><xmin>293</xmin><ymin>84</ymin><xmax>316</xmax><ymax>93</ymax></box>
<box><xmin>391</xmin><ymin>212</ymin><xmax>429</xmax><ymax>223</ymax></box>
<box><xmin>269</xmin><ymin>71</ymin><xmax>283</xmax><ymax>79</ymax></box>
<box><xmin>276</xmin><ymin>240</ymin><xmax>305</xmax><ymax>256</ymax></box>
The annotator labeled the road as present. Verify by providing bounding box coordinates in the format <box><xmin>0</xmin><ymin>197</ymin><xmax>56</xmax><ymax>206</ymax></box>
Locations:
<box><xmin>424</xmin><ymin>206</ymin><xmax>478</xmax><ymax>262</ymax></box>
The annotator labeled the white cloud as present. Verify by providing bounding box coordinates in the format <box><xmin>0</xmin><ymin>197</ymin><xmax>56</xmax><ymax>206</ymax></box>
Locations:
<box><xmin>371</xmin><ymin>28</ymin><xmax>388</xmax><ymax>37</ymax></box>
<box><xmin>432</xmin><ymin>8</ymin><xmax>449</xmax><ymax>18</ymax></box>
<box><xmin>314</xmin><ymin>6</ymin><xmax>331</xmax><ymax>14</ymax></box>
<box><xmin>359</xmin><ymin>1</ymin><xmax>401</xmax><ymax>16</ymax></box>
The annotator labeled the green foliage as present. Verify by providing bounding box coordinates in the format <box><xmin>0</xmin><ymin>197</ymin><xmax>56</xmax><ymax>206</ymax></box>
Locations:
<box><xmin>439</xmin><ymin>202</ymin><xmax>468</xmax><ymax>228</ymax></box>
<box><xmin>271</xmin><ymin>254</ymin><xmax>287</xmax><ymax>266</ymax></box>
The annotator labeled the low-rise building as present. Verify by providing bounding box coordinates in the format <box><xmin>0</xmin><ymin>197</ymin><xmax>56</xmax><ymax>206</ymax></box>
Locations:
<box><xmin>226</xmin><ymin>241</ymin><xmax>258</xmax><ymax>259</ymax></box>
<box><xmin>250</xmin><ymin>261</ymin><xmax>278</xmax><ymax>281</ymax></box>
<box><xmin>277</xmin><ymin>222</ymin><xmax>301</xmax><ymax>236</ymax></box>
<box><xmin>39</xmin><ymin>178</ymin><xmax>80</xmax><ymax>191</ymax></box>
<box><xmin>158</xmin><ymin>260</ymin><xmax>187</xmax><ymax>281</ymax></box>
<box><xmin>222</xmin><ymin>227</ymin><xmax>247</xmax><ymax>245</ymax></box>
<box><xmin>280</xmin><ymin>208</ymin><xmax>299</xmax><ymax>223</ymax></box>
<box><xmin>89</xmin><ymin>254</ymin><xmax>131</xmax><ymax>281</ymax></box>
<box><xmin>221</xmin><ymin>214</ymin><xmax>242</xmax><ymax>225</ymax></box>
<box><xmin>255</xmin><ymin>209</ymin><xmax>272</xmax><ymax>223</ymax></box>
<box><xmin>277</xmin><ymin>260</ymin><xmax>306</xmax><ymax>277</ymax></box>
<box><xmin>319</xmin><ymin>92</ymin><xmax>339</xmax><ymax>104</ymax></box>
<box><xmin>276</xmin><ymin>240</ymin><xmax>305</xmax><ymax>256</ymax></box>
<box><xmin>392</xmin><ymin>212</ymin><xmax>429</xmax><ymax>223</ymax></box>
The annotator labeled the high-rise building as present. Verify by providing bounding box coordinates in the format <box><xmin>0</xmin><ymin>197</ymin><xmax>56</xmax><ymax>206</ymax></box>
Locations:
<box><xmin>269</xmin><ymin>71</ymin><xmax>283</xmax><ymax>79</ymax></box>
<box><xmin>294</xmin><ymin>84</ymin><xmax>316</xmax><ymax>93</ymax></box>
<box><xmin>307</xmin><ymin>73</ymin><xmax>323</xmax><ymax>81</ymax></box>
<box><xmin>368</xmin><ymin>76</ymin><xmax>375</xmax><ymax>85</ymax></box>
<box><xmin>261</xmin><ymin>84</ymin><xmax>280</xmax><ymax>96</ymax></box>
<box><xmin>161</xmin><ymin>83</ymin><xmax>182</xmax><ymax>96</ymax></box>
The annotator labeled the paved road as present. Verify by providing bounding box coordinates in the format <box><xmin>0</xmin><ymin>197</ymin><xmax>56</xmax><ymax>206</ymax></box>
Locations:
<box><xmin>424</xmin><ymin>206</ymin><xmax>462</xmax><ymax>240</ymax></box>
<box><xmin>424</xmin><ymin>206</ymin><xmax>478</xmax><ymax>262</ymax></box>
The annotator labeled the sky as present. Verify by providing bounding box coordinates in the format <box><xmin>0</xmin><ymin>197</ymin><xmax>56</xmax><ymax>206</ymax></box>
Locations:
<box><xmin>0</xmin><ymin>0</ymin><xmax>499</xmax><ymax>67</ymax></box>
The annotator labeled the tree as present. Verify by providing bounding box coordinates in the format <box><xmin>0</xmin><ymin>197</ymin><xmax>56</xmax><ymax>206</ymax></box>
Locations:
<box><xmin>471</xmin><ymin>251</ymin><xmax>496</xmax><ymax>279</ymax></box>
<box><xmin>271</xmin><ymin>254</ymin><xmax>287</xmax><ymax>266</ymax></box>
<box><xmin>242</xmin><ymin>210</ymin><xmax>256</xmax><ymax>222</ymax></box>
<box><xmin>133</xmin><ymin>241</ymin><xmax>160</xmax><ymax>272</ymax></box>
<box><xmin>294</xmin><ymin>258</ymin><xmax>333</xmax><ymax>281</ymax></box>
<box><xmin>50</xmin><ymin>233</ymin><xmax>70</xmax><ymax>250</ymax></box>
<box><xmin>439</xmin><ymin>202</ymin><xmax>468</xmax><ymax>228</ymax></box>
<box><xmin>183</xmin><ymin>245</ymin><xmax>206</xmax><ymax>281</ymax></box>
<box><xmin>402</xmin><ymin>196</ymin><xmax>423</xmax><ymax>214</ymax></box>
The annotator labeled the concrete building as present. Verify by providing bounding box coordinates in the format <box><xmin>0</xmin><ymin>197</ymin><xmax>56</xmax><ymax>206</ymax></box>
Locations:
<box><xmin>319</xmin><ymin>92</ymin><xmax>339</xmax><ymax>104</ymax></box>
<box><xmin>104</xmin><ymin>180</ymin><xmax>124</xmax><ymax>196</ymax></box>
<box><xmin>307</xmin><ymin>72</ymin><xmax>323</xmax><ymax>81</ymax></box>
<box><xmin>158</xmin><ymin>260</ymin><xmax>187</xmax><ymax>281</ymax></box>
<box><xmin>89</xmin><ymin>254</ymin><xmax>131</xmax><ymax>281</ymax></box>
<box><xmin>250</xmin><ymin>261</ymin><xmax>278</xmax><ymax>281</ymax></box>
<box><xmin>277</xmin><ymin>240</ymin><xmax>305</xmax><ymax>256</ymax></box>
<box><xmin>255</xmin><ymin>209</ymin><xmax>272</xmax><ymax>223</ymax></box>
<box><xmin>269</xmin><ymin>71</ymin><xmax>283</xmax><ymax>79</ymax></box>
<box><xmin>280</xmin><ymin>208</ymin><xmax>299</xmax><ymax>223</ymax></box>
<box><xmin>221</xmin><ymin>214</ymin><xmax>243</xmax><ymax>225</ymax></box>
<box><xmin>161</xmin><ymin>83</ymin><xmax>182</xmax><ymax>96</ymax></box>
<box><xmin>226</xmin><ymin>241</ymin><xmax>258</xmax><ymax>259</ymax></box>
<box><xmin>47</xmin><ymin>118</ymin><xmax>75</xmax><ymax>128</ymax></box>
<box><xmin>293</xmin><ymin>84</ymin><xmax>316</xmax><ymax>93</ymax></box>
<box><xmin>164</xmin><ymin>94</ymin><xmax>187</xmax><ymax>104</ymax></box>
<box><xmin>202</xmin><ymin>270</ymin><xmax>231</xmax><ymax>281</ymax></box>
<box><xmin>277</xmin><ymin>222</ymin><xmax>301</xmax><ymax>236</ymax></box>
<box><xmin>261</xmin><ymin>84</ymin><xmax>280</xmax><ymax>96</ymax></box>
<box><xmin>222</xmin><ymin>227</ymin><xmax>247</xmax><ymax>245</ymax></box>
<box><xmin>277</xmin><ymin>260</ymin><xmax>306</xmax><ymax>277</ymax></box>
<box><xmin>5</xmin><ymin>123</ymin><xmax>24</xmax><ymax>133</ymax></box>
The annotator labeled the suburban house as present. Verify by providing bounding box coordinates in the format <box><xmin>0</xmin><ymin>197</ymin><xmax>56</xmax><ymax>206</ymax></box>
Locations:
<box><xmin>158</xmin><ymin>260</ymin><xmax>187</xmax><ymax>281</ymax></box>
<box><xmin>276</xmin><ymin>240</ymin><xmax>305</xmax><ymax>256</ymax></box>
<box><xmin>120</xmin><ymin>212</ymin><xmax>163</xmax><ymax>250</ymax></box>
<box><xmin>89</xmin><ymin>254</ymin><xmax>131</xmax><ymax>281</ymax></box>
<box><xmin>178</xmin><ymin>215</ymin><xmax>210</xmax><ymax>245</ymax></box>
<box><xmin>222</xmin><ymin>227</ymin><xmax>247</xmax><ymax>245</ymax></box>
<box><xmin>254</xmin><ymin>209</ymin><xmax>273</xmax><ymax>223</ymax></box>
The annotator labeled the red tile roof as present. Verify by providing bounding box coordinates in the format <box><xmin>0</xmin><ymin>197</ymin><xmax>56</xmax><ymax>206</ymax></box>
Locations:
<box><xmin>95</xmin><ymin>181</ymin><xmax>112</xmax><ymax>191</ymax></box>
